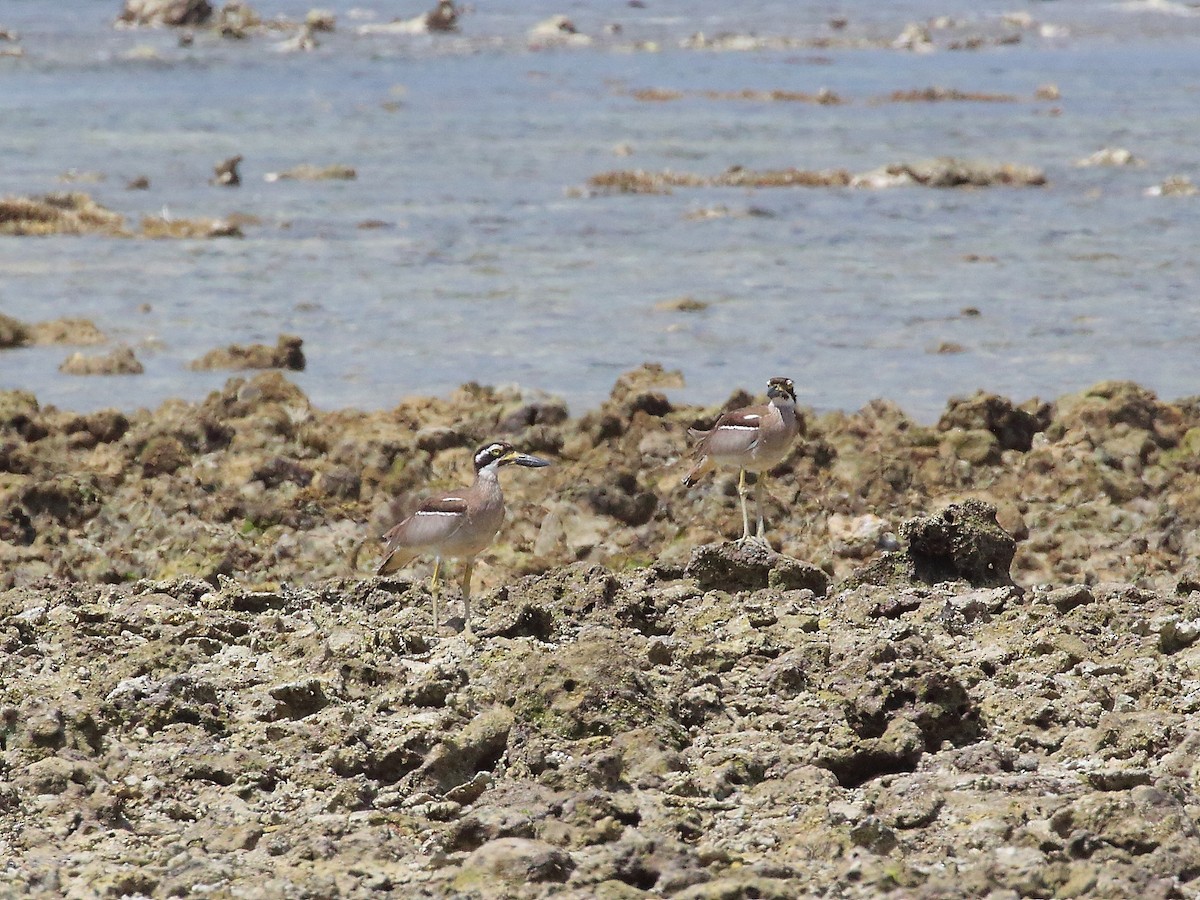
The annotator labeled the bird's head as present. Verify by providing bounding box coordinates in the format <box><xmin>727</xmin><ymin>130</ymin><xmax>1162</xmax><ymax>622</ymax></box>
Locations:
<box><xmin>473</xmin><ymin>441</ymin><xmax>552</xmax><ymax>472</ymax></box>
<box><xmin>766</xmin><ymin>376</ymin><xmax>796</xmax><ymax>403</ymax></box>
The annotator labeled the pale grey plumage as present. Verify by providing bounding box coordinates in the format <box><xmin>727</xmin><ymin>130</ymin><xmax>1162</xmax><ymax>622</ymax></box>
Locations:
<box><xmin>377</xmin><ymin>441</ymin><xmax>549</xmax><ymax>631</ymax></box>
<box><xmin>683</xmin><ymin>377</ymin><xmax>799</xmax><ymax>542</ymax></box>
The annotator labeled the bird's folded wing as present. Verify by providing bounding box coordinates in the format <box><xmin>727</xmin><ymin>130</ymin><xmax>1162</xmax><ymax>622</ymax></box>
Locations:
<box><xmin>695</xmin><ymin>408</ymin><xmax>763</xmax><ymax>456</ymax></box>
<box><xmin>382</xmin><ymin>495</ymin><xmax>469</xmax><ymax>549</ymax></box>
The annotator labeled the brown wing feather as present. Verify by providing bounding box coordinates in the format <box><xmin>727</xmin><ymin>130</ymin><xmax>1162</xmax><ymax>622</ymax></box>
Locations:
<box><xmin>715</xmin><ymin>404</ymin><xmax>770</xmax><ymax>429</ymax></box>
<box><xmin>417</xmin><ymin>496</ymin><xmax>468</xmax><ymax>515</ymax></box>
<box><xmin>376</xmin><ymin>493</ymin><xmax>469</xmax><ymax>574</ymax></box>
<box><xmin>693</xmin><ymin>404</ymin><xmax>766</xmax><ymax>458</ymax></box>
<box><xmin>682</xmin><ymin>403</ymin><xmax>769</xmax><ymax>486</ymax></box>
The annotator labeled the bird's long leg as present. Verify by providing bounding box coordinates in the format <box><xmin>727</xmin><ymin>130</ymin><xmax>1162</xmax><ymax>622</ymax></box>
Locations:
<box><xmin>755</xmin><ymin>474</ymin><xmax>767</xmax><ymax>541</ymax></box>
<box><xmin>737</xmin><ymin>468</ymin><xmax>752</xmax><ymax>541</ymax></box>
<box><xmin>431</xmin><ymin>557</ymin><xmax>442</xmax><ymax>629</ymax></box>
<box><xmin>461</xmin><ymin>557</ymin><xmax>475</xmax><ymax>635</ymax></box>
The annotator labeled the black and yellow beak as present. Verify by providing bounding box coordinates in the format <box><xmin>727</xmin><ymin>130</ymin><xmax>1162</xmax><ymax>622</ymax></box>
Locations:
<box><xmin>502</xmin><ymin>450</ymin><xmax>552</xmax><ymax>468</ymax></box>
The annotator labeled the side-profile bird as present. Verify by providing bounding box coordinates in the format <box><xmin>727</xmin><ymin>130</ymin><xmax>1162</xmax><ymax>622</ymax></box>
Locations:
<box><xmin>376</xmin><ymin>441</ymin><xmax>551</xmax><ymax>632</ymax></box>
<box><xmin>682</xmin><ymin>376</ymin><xmax>799</xmax><ymax>543</ymax></box>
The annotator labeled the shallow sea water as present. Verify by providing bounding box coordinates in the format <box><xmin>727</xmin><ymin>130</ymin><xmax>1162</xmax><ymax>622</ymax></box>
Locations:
<box><xmin>1</xmin><ymin>0</ymin><xmax>1199</xmax><ymax>420</ymax></box>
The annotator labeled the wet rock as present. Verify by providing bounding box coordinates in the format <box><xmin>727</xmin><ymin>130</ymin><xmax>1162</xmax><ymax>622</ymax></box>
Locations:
<box><xmin>655</xmin><ymin>296</ymin><xmax>709</xmax><ymax>313</ymax></box>
<box><xmin>588</xmin><ymin>167</ymin><xmax>851</xmax><ymax>195</ymax></box>
<box><xmin>0</xmin><ymin>313</ymin><xmax>29</xmax><ymax>347</ymax></box>
<box><xmin>28</xmin><ymin>317</ymin><xmax>107</xmax><ymax>346</ymax></box>
<box><xmin>888</xmin><ymin>87</ymin><xmax>1017</xmax><ymax>103</ymax></box>
<box><xmin>357</xmin><ymin>0</ymin><xmax>459</xmax><ymax>35</ymax></box>
<box><xmin>265</xmin><ymin>163</ymin><xmax>356</xmax><ymax>182</ymax></box>
<box><xmin>684</xmin><ymin>541</ymin><xmax>828</xmax><ymax>595</ymax></box>
<box><xmin>215</xmin><ymin>1</ymin><xmax>259</xmax><ymax>37</ymax></box>
<box><xmin>305</xmin><ymin>9</ymin><xmax>336</xmax><ymax>31</ymax></box>
<box><xmin>59</xmin><ymin>346</ymin><xmax>144</xmax><ymax>375</ymax></box>
<box><xmin>0</xmin><ymin>192</ymin><xmax>128</xmax><ymax>236</ymax></box>
<box><xmin>1147</xmin><ymin>175</ymin><xmax>1197</xmax><ymax>197</ymax></box>
<box><xmin>116</xmin><ymin>0</ymin><xmax>213</xmax><ymax>27</ymax></box>
<box><xmin>141</xmin><ymin>215</ymin><xmax>243</xmax><ymax>238</ymax></box>
<box><xmin>189</xmin><ymin>334</ymin><xmax>305</xmax><ymax>371</ymax></box>
<box><xmin>853</xmin><ymin>157</ymin><xmax>1046</xmax><ymax>189</ymax></box>
<box><xmin>528</xmin><ymin>15</ymin><xmax>591</xmax><ymax>48</ymax></box>
<box><xmin>1077</xmin><ymin>147</ymin><xmax>1141</xmax><ymax>167</ymax></box>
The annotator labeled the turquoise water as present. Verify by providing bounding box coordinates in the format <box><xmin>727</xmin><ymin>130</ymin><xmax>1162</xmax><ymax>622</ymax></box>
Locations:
<box><xmin>1</xmin><ymin>1</ymin><xmax>1199</xmax><ymax>420</ymax></box>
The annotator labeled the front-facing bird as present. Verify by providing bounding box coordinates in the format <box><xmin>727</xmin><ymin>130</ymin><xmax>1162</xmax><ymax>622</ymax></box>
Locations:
<box><xmin>682</xmin><ymin>376</ymin><xmax>799</xmax><ymax>543</ymax></box>
<box><xmin>376</xmin><ymin>441</ymin><xmax>551</xmax><ymax>632</ymax></box>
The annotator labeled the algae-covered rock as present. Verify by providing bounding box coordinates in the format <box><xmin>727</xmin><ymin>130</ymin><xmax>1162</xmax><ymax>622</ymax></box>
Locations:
<box><xmin>59</xmin><ymin>346</ymin><xmax>144</xmax><ymax>375</ymax></box>
<box><xmin>457</xmin><ymin>838</ymin><xmax>574</xmax><ymax>886</ymax></box>
<box><xmin>845</xmin><ymin>499</ymin><xmax>1016</xmax><ymax>589</ymax></box>
<box><xmin>0</xmin><ymin>313</ymin><xmax>30</xmax><ymax>348</ymax></box>
<box><xmin>28</xmin><ymin>317</ymin><xmax>107</xmax><ymax>346</ymax></box>
<box><xmin>685</xmin><ymin>540</ymin><xmax>828</xmax><ymax>596</ymax></box>
<box><xmin>116</xmin><ymin>0</ymin><xmax>213</xmax><ymax>27</ymax></box>
<box><xmin>0</xmin><ymin>193</ymin><xmax>128</xmax><ymax>236</ymax></box>
<box><xmin>189</xmin><ymin>334</ymin><xmax>305</xmax><ymax>371</ymax></box>
<box><xmin>939</xmin><ymin>390</ymin><xmax>1049</xmax><ymax>451</ymax></box>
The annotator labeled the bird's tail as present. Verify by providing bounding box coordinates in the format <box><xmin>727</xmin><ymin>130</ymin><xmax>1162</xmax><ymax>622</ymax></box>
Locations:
<box><xmin>681</xmin><ymin>455</ymin><xmax>713</xmax><ymax>488</ymax></box>
<box><xmin>681</xmin><ymin>427</ymin><xmax>713</xmax><ymax>487</ymax></box>
<box><xmin>376</xmin><ymin>543</ymin><xmax>419</xmax><ymax>576</ymax></box>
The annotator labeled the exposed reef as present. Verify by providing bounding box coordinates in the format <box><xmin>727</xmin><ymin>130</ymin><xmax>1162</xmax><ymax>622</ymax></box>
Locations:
<box><xmin>3</xmin><ymin>371</ymin><xmax>1200</xmax><ymax>897</ymax></box>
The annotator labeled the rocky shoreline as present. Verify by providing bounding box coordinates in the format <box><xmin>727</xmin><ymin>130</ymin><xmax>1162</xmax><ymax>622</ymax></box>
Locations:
<box><xmin>3</xmin><ymin>370</ymin><xmax>1200</xmax><ymax>897</ymax></box>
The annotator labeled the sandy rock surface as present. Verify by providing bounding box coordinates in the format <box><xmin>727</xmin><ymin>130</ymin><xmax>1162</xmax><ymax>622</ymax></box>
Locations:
<box><xmin>3</xmin><ymin>368</ymin><xmax>1200</xmax><ymax>897</ymax></box>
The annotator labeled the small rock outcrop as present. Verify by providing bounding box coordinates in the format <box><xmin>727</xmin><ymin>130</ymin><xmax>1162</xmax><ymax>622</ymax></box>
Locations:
<box><xmin>685</xmin><ymin>540</ymin><xmax>829</xmax><ymax>595</ymax></box>
<box><xmin>189</xmin><ymin>334</ymin><xmax>305</xmax><ymax>371</ymax></box>
<box><xmin>116</xmin><ymin>0</ymin><xmax>213</xmax><ymax>27</ymax></box>
<box><xmin>0</xmin><ymin>314</ymin><xmax>29</xmax><ymax>348</ymax></box>
<box><xmin>844</xmin><ymin>499</ymin><xmax>1016</xmax><ymax>589</ymax></box>
<box><xmin>938</xmin><ymin>390</ymin><xmax>1050</xmax><ymax>452</ymax></box>
<box><xmin>0</xmin><ymin>193</ymin><xmax>128</xmax><ymax>237</ymax></box>
<box><xmin>0</xmin><ymin>316</ymin><xmax>108</xmax><ymax>348</ymax></box>
<box><xmin>58</xmin><ymin>346</ymin><xmax>144</xmax><ymax>376</ymax></box>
